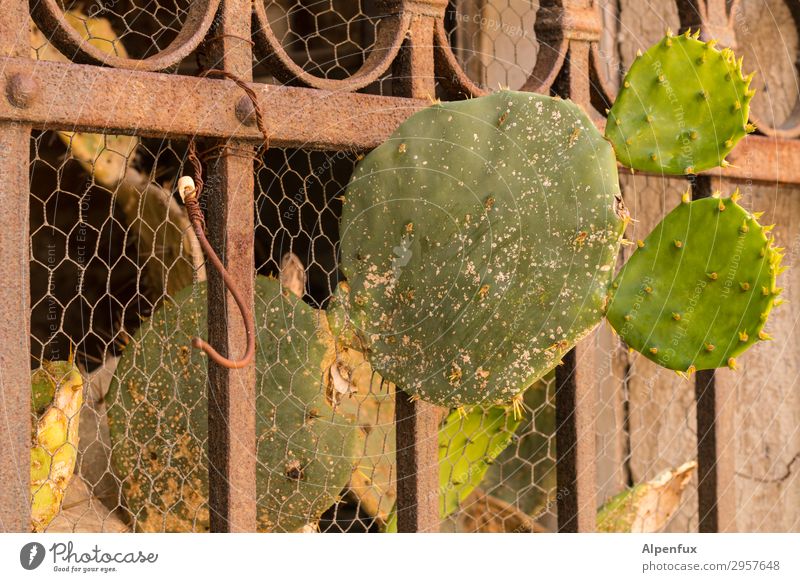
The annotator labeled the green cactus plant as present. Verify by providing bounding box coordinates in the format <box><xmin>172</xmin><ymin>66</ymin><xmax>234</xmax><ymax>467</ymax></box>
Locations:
<box><xmin>439</xmin><ymin>404</ymin><xmax>522</xmax><ymax>518</ymax></box>
<box><xmin>605</xmin><ymin>29</ymin><xmax>755</xmax><ymax>175</ymax></box>
<box><xmin>107</xmin><ymin>278</ymin><xmax>363</xmax><ymax>532</ymax></box>
<box><xmin>607</xmin><ymin>191</ymin><xmax>782</xmax><ymax>373</ymax></box>
<box><xmin>30</xmin><ymin>360</ymin><xmax>83</xmax><ymax>532</ymax></box>
<box><xmin>381</xmin><ymin>401</ymin><xmax>522</xmax><ymax>533</ymax></box>
<box><xmin>337</xmin><ymin>89</ymin><xmax>626</xmax><ymax>407</ymax></box>
<box><xmin>479</xmin><ymin>377</ymin><xmax>556</xmax><ymax>520</ymax></box>
<box><xmin>335</xmin><ymin>33</ymin><xmax>778</xmax><ymax>407</ymax></box>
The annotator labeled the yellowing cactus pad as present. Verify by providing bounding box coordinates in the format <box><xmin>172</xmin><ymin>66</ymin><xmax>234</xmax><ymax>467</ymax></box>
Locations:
<box><xmin>30</xmin><ymin>360</ymin><xmax>83</xmax><ymax>532</ymax></box>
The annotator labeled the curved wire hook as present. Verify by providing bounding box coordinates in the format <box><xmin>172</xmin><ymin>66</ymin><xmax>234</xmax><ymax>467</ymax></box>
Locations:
<box><xmin>178</xmin><ymin>176</ymin><xmax>255</xmax><ymax>369</ymax></box>
<box><xmin>177</xmin><ymin>69</ymin><xmax>272</xmax><ymax>369</ymax></box>
<box><xmin>176</xmin><ymin>69</ymin><xmax>274</xmax><ymax>369</ymax></box>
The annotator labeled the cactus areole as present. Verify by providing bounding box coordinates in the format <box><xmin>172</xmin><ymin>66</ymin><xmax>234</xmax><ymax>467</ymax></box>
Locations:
<box><xmin>339</xmin><ymin>90</ymin><xmax>627</xmax><ymax>407</ymax></box>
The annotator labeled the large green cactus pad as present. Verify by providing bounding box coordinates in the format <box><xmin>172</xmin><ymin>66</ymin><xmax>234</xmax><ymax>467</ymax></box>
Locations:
<box><xmin>607</xmin><ymin>193</ymin><xmax>782</xmax><ymax>372</ymax></box>
<box><xmin>339</xmin><ymin>90</ymin><xmax>626</xmax><ymax>406</ymax></box>
<box><xmin>606</xmin><ymin>31</ymin><xmax>754</xmax><ymax>174</ymax></box>
<box><xmin>108</xmin><ymin>278</ymin><xmax>361</xmax><ymax>532</ymax></box>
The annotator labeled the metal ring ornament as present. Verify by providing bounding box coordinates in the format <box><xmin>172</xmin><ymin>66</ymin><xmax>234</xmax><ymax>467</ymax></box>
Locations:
<box><xmin>252</xmin><ymin>1</ymin><xmax>410</xmax><ymax>91</ymax></box>
<box><xmin>28</xmin><ymin>0</ymin><xmax>221</xmax><ymax>71</ymax></box>
<box><xmin>433</xmin><ymin>19</ymin><xmax>489</xmax><ymax>99</ymax></box>
<box><xmin>433</xmin><ymin>0</ymin><xmax>604</xmax><ymax>100</ymax></box>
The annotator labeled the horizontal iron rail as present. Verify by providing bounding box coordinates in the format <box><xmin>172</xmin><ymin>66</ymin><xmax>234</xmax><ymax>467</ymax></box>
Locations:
<box><xmin>0</xmin><ymin>57</ymin><xmax>427</xmax><ymax>150</ymax></box>
<box><xmin>0</xmin><ymin>57</ymin><xmax>799</xmax><ymax>185</ymax></box>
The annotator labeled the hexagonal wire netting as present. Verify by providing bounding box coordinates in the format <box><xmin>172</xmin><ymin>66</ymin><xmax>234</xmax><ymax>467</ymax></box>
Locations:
<box><xmin>27</xmin><ymin>0</ymin><xmax>698</xmax><ymax>534</ymax></box>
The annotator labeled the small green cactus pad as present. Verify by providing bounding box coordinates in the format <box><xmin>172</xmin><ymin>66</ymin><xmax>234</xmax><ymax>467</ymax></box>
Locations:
<box><xmin>440</xmin><ymin>405</ymin><xmax>521</xmax><ymax>518</ymax></box>
<box><xmin>480</xmin><ymin>377</ymin><xmax>556</xmax><ymax>519</ymax></box>
<box><xmin>606</xmin><ymin>30</ymin><xmax>755</xmax><ymax>174</ymax></box>
<box><xmin>108</xmin><ymin>278</ymin><xmax>362</xmax><ymax>532</ymax></box>
<box><xmin>607</xmin><ymin>192</ymin><xmax>782</xmax><ymax>372</ymax></box>
<box><xmin>339</xmin><ymin>90</ymin><xmax>625</xmax><ymax>406</ymax></box>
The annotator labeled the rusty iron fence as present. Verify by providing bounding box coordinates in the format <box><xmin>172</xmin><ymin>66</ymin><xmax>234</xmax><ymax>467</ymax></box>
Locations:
<box><xmin>1</xmin><ymin>0</ymin><xmax>799</xmax><ymax>533</ymax></box>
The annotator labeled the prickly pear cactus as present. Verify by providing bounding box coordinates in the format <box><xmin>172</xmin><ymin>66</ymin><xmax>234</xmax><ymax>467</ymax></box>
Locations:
<box><xmin>607</xmin><ymin>191</ymin><xmax>782</xmax><ymax>372</ymax></box>
<box><xmin>339</xmin><ymin>90</ymin><xmax>626</xmax><ymax>407</ymax></box>
<box><xmin>606</xmin><ymin>30</ymin><xmax>755</xmax><ymax>174</ymax></box>
<box><xmin>30</xmin><ymin>360</ymin><xmax>83</xmax><ymax>532</ymax></box>
<box><xmin>440</xmin><ymin>404</ymin><xmax>521</xmax><ymax>518</ymax></box>
<box><xmin>108</xmin><ymin>278</ymin><xmax>362</xmax><ymax>532</ymax></box>
<box><xmin>480</xmin><ymin>376</ymin><xmax>556</xmax><ymax>520</ymax></box>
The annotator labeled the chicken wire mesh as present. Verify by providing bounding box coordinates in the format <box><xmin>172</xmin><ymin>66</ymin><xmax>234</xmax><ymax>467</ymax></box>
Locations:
<box><xmin>21</xmin><ymin>0</ymin><xmax>712</xmax><ymax>534</ymax></box>
<box><xmin>35</xmin><ymin>1</ymin><xmax>194</xmax><ymax>61</ymax></box>
<box><xmin>257</xmin><ymin>1</ymin><xmax>385</xmax><ymax>84</ymax></box>
<box><xmin>29</xmin><ymin>127</ymin><xmax>560</xmax><ymax>532</ymax></box>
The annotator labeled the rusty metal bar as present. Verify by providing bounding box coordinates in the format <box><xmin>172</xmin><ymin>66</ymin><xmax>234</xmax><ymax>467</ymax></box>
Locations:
<box><xmin>204</xmin><ymin>0</ymin><xmax>257</xmax><ymax>533</ymax></box>
<box><xmin>0</xmin><ymin>0</ymin><xmax>32</xmax><ymax>534</ymax></box>
<box><xmin>555</xmin><ymin>337</ymin><xmax>598</xmax><ymax>532</ymax></box>
<box><xmin>692</xmin><ymin>176</ymin><xmax>737</xmax><ymax>532</ymax></box>
<box><xmin>549</xmin><ymin>7</ymin><xmax>598</xmax><ymax>532</ymax></box>
<box><xmin>0</xmin><ymin>57</ymin><xmax>798</xmax><ymax>183</ymax></box>
<box><xmin>392</xmin><ymin>3</ymin><xmax>444</xmax><ymax>534</ymax></box>
<box><xmin>0</xmin><ymin>57</ymin><xmax>426</xmax><ymax>150</ymax></box>
<box><xmin>695</xmin><ymin>370</ymin><xmax>737</xmax><ymax>531</ymax></box>
<box><xmin>395</xmin><ymin>395</ymin><xmax>440</xmax><ymax>532</ymax></box>
<box><xmin>0</xmin><ymin>121</ymin><xmax>32</xmax><ymax>533</ymax></box>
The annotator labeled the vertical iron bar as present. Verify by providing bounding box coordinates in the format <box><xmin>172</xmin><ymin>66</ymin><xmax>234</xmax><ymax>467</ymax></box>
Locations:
<box><xmin>204</xmin><ymin>0</ymin><xmax>257</xmax><ymax>533</ymax></box>
<box><xmin>392</xmin><ymin>6</ymin><xmax>443</xmax><ymax>533</ymax></box>
<box><xmin>551</xmin><ymin>36</ymin><xmax>597</xmax><ymax>533</ymax></box>
<box><xmin>555</xmin><ymin>339</ymin><xmax>598</xmax><ymax>532</ymax></box>
<box><xmin>395</xmin><ymin>395</ymin><xmax>440</xmax><ymax>532</ymax></box>
<box><xmin>0</xmin><ymin>0</ymin><xmax>32</xmax><ymax>533</ymax></box>
<box><xmin>693</xmin><ymin>176</ymin><xmax>737</xmax><ymax>532</ymax></box>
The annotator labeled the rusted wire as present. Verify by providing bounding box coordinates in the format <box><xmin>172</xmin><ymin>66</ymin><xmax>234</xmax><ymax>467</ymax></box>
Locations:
<box><xmin>180</xmin><ymin>175</ymin><xmax>255</xmax><ymax>370</ymax></box>
<box><xmin>202</xmin><ymin>68</ymin><xmax>270</xmax><ymax>153</ymax></box>
<box><xmin>181</xmin><ymin>69</ymin><xmax>271</xmax><ymax>369</ymax></box>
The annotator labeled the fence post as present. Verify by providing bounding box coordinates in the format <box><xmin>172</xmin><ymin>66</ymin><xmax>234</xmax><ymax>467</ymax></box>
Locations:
<box><xmin>692</xmin><ymin>176</ymin><xmax>737</xmax><ymax>532</ymax></box>
<box><xmin>675</xmin><ymin>0</ymin><xmax>740</xmax><ymax>534</ymax></box>
<box><xmin>540</xmin><ymin>0</ymin><xmax>600</xmax><ymax>532</ymax></box>
<box><xmin>0</xmin><ymin>0</ymin><xmax>32</xmax><ymax>533</ymax></box>
<box><xmin>391</xmin><ymin>0</ymin><xmax>447</xmax><ymax>533</ymax></box>
<box><xmin>204</xmin><ymin>0</ymin><xmax>258</xmax><ymax>533</ymax></box>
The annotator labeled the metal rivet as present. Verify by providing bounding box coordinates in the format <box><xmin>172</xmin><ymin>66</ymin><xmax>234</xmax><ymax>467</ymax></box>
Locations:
<box><xmin>235</xmin><ymin>95</ymin><xmax>256</xmax><ymax>126</ymax></box>
<box><xmin>5</xmin><ymin>73</ymin><xmax>37</xmax><ymax>109</ymax></box>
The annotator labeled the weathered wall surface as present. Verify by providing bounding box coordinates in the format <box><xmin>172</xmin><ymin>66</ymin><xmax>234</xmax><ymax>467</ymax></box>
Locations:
<box><xmin>598</xmin><ymin>0</ymin><xmax>800</xmax><ymax>532</ymax></box>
